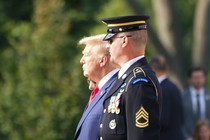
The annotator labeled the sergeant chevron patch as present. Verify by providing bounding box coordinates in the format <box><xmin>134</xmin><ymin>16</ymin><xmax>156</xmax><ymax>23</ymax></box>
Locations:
<box><xmin>136</xmin><ymin>106</ymin><xmax>149</xmax><ymax>128</ymax></box>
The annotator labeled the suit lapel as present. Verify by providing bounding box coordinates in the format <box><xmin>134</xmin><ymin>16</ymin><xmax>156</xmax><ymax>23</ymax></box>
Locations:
<box><xmin>105</xmin><ymin>78</ymin><xmax>125</xmax><ymax>100</ymax></box>
<box><xmin>105</xmin><ymin>57</ymin><xmax>148</xmax><ymax>100</ymax></box>
<box><xmin>75</xmin><ymin>73</ymin><xmax>117</xmax><ymax>134</ymax></box>
<box><xmin>187</xmin><ymin>89</ymin><xmax>195</xmax><ymax>118</ymax></box>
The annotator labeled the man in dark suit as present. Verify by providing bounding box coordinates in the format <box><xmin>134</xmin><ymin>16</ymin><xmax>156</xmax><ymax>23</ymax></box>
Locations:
<box><xmin>182</xmin><ymin>66</ymin><xmax>210</xmax><ymax>140</ymax></box>
<box><xmin>150</xmin><ymin>55</ymin><xmax>184</xmax><ymax>140</ymax></box>
<box><xmin>74</xmin><ymin>34</ymin><xmax>119</xmax><ymax>140</ymax></box>
<box><xmin>99</xmin><ymin>15</ymin><xmax>162</xmax><ymax>140</ymax></box>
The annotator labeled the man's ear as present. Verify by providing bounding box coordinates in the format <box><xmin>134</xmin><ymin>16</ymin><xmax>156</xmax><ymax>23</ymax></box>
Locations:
<box><xmin>99</xmin><ymin>56</ymin><xmax>108</xmax><ymax>67</ymax></box>
<box><xmin>121</xmin><ymin>36</ymin><xmax>128</xmax><ymax>48</ymax></box>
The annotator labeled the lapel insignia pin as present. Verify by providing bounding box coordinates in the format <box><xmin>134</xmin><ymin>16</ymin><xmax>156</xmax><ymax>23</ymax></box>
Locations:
<box><xmin>122</xmin><ymin>74</ymin><xmax>127</xmax><ymax>79</ymax></box>
<box><xmin>136</xmin><ymin>106</ymin><xmax>149</xmax><ymax>128</ymax></box>
<box><xmin>121</xmin><ymin>83</ymin><xmax>127</xmax><ymax>88</ymax></box>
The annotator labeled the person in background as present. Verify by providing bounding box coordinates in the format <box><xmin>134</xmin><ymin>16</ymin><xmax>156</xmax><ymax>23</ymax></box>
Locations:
<box><xmin>182</xmin><ymin>66</ymin><xmax>210</xmax><ymax>140</ymax></box>
<box><xmin>100</xmin><ymin>15</ymin><xmax>161</xmax><ymax>140</ymax></box>
<box><xmin>74</xmin><ymin>34</ymin><xmax>119</xmax><ymax>140</ymax></box>
<box><xmin>192</xmin><ymin>120</ymin><xmax>210</xmax><ymax>140</ymax></box>
<box><xmin>150</xmin><ymin>55</ymin><xmax>184</xmax><ymax>140</ymax></box>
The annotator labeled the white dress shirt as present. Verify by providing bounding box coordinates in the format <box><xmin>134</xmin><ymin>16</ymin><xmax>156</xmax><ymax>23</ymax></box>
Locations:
<box><xmin>158</xmin><ymin>74</ymin><xmax>167</xmax><ymax>84</ymax></box>
<box><xmin>98</xmin><ymin>69</ymin><xmax>119</xmax><ymax>90</ymax></box>
<box><xmin>118</xmin><ymin>55</ymin><xmax>144</xmax><ymax>79</ymax></box>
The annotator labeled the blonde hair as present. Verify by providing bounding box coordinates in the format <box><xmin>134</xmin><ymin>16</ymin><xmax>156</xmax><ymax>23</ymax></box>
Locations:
<box><xmin>78</xmin><ymin>34</ymin><xmax>109</xmax><ymax>56</ymax></box>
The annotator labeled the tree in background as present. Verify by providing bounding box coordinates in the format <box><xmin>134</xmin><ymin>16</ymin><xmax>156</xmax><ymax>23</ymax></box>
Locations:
<box><xmin>125</xmin><ymin>0</ymin><xmax>210</xmax><ymax>88</ymax></box>
<box><xmin>0</xmin><ymin>0</ymin><xmax>106</xmax><ymax>139</ymax></box>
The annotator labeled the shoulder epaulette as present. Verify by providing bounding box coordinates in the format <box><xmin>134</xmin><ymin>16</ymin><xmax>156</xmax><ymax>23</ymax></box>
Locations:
<box><xmin>125</xmin><ymin>67</ymin><xmax>148</xmax><ymax>92</ymax></box>
<box><xmin>133</xmin><ymin>67</ymin><xmax>146</xmax><ymax>77</ymax></box>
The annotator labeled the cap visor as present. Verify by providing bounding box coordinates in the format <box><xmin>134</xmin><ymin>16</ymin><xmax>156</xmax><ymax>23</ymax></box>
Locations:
<box><xmin>103</xmin><ymin>33</ymin><xmax>116</xmax><ymax>41</ymax></box>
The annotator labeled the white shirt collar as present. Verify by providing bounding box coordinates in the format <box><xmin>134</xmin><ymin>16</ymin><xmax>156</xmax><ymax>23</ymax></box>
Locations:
<box><xmin>158</xmin><ymin>74</ymin><xmax>167</xmax><ymax>83</ymax></box>
<box><xmin>98</xmin><ymin>69</ymin><xmax>119</xmax><ymax>89</ymax></box>
<box><xmin>190</xmin><ymin>86</ymin><xmax>205</xmax><ymax>97</ymax></box>
<box><xmin>118</xmin><ymin>55</ymin><xmax>144</xmax><ymax>78</ymax></box>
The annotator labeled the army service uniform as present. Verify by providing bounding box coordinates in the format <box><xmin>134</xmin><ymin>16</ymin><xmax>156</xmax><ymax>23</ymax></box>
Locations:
<box><xmin>100</xmin><ymin>15</ymin><xmax>162</xmax><ymax>140</ymax></box>
<box><xmin>100</xmin><ymin>57</ymin><xmax>161</xmax><ymax>140</ymax></box>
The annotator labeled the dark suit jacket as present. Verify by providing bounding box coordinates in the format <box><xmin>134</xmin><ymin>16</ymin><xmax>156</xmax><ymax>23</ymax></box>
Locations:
<box><xmin>74</xmin><ymin>73</ymin><xmax>117</xmax><ymax>140</ymax></box>
<box><xmin>160</xmin><ymin>78</ymin><xmax>184</xmax><ymax>140</ymax></box>
<box><xmin>182</xmin><ymin>88</ymin><xmax>210</xmax><ymax>139</ymax></box>
<box><xmin>100</xmin><ymin>57</ymin><xmax>162</xmax><ymax>140</ymax></box>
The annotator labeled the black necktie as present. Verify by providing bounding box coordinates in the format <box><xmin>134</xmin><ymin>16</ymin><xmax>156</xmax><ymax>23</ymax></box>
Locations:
<box><xmin>196</xmin><ymin>93</ymin><xmax>201</xmax><ymax>120</ymax></box>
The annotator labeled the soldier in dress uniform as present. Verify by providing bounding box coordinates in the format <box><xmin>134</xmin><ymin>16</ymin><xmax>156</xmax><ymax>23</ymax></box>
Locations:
<box><xmin>99</xmin><ymin>15</ymin><xmax>162</xmax><ymax>140</ymax></box>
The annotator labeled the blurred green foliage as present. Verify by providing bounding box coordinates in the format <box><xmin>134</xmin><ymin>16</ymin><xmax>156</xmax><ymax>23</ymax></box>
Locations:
<box><xmin>0</xmin><ymin>0</ymin><xmax>109</xmax><ymax>139</ymax></box>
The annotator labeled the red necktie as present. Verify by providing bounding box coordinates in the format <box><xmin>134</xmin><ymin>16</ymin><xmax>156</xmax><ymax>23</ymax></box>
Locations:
<box><xmin>88</xmin><ymin>86</ymin><xmax>99</xmax><ymax>105</ymax></box>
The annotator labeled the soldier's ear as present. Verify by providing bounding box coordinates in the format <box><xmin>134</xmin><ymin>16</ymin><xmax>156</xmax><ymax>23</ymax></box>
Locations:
<box><xmin>121</xmin><ymin>36</ymin><xmax>128</xmax><ymax>48</ymax></box>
